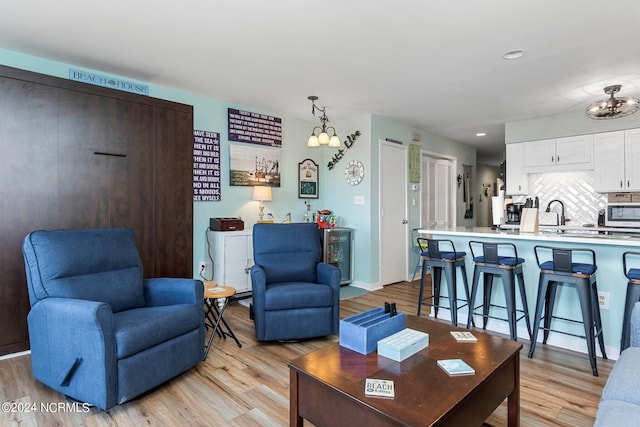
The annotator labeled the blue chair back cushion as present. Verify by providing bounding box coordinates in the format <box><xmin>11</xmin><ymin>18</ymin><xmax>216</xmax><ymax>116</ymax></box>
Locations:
<box><xmin>23</xmin><ymin>228</ymin><xmax>145</xmax><ymax>313</ymax></box>
<box><xmin>539</xmin><ymin>260</ymin><xmax>596</xmax><ymax>275</ymax></box>
<box><xmin>253</xmin><ymin>223</ymin><xmax>322</xmax><ymax>284</ymax></box>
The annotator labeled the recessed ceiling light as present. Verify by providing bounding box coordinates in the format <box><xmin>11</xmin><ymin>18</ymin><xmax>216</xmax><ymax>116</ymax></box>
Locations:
<box><xmin>476</xmin><ymin>132</ymin><xmax>486</xmax><ymax>137</ymax></box>
<box><xmin>502</xmin><ymin>49</ymin><xmax>524</xmax><ymax>60</ymax></box>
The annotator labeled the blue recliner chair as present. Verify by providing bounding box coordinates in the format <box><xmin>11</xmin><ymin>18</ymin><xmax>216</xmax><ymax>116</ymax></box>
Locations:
<box><xmin>250</xmin><ymin>223</ymin><xmax>341</xmax><ymax>341</ymax></box>
<box><xmin>22</xmin><ymin>227</ymin><xmax>204</xmax><ymax>410</ymax></box>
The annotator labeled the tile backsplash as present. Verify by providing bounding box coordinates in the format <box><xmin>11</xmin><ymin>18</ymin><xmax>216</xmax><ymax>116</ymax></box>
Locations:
<box><xmin>511</xmin><ymin>171</ymin><xmax>607</xmax><ymax>226</ymax></box>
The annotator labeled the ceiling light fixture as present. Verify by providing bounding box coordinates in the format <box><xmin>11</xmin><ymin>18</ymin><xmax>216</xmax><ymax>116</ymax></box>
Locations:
<box><xmin>502</xmin><ymin>49</ymin><xmax>524</xmax><ymax>60</ymax></box>
<box><xmin>476</xmin><ymin>132</ymin><xmax>486</xmax><ymax>137</ymax></box>
<box><xmin>586</xmin><ymin>85</ymin><xmax>639</xmax><ymax>120</ymax></box>
<box><xmin>307</xmin><ymin>96</ymin><xmax>340</xmax><ymax>148</ymax></box>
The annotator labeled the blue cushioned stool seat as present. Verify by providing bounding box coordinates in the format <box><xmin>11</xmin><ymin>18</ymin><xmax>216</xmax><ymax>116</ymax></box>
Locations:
<box><xmin>472</xmin><ymin>256</ymin><xmax>524</xmax><ymax>266</ymax></box>
<box><xmin>627</xmin><ymin>268</ymin><xmax>640</xmax><ymax>281</ymax></box>
<box><xmin>529</xmin><ymin>245</ymin><xmax>606</xmax><ymax>376</ymax></box>
<box><xmin>423</xmin><ymin>250</ymin><xmax>466</xmax><ymax>261</ymax></box>
<box><xmin>466</xmin><ymin>241</ymin><xmax>531</xmax><ymax>342</ymax></box>
<box><xmin>539</xmin><ymin>261</ymin><xmax>597</xmax><ymax>275</ymax></box>
<box><xmin>416</xmin><ymin>238</ymin><xmax>472</xmax><ymax>327</ymax></box>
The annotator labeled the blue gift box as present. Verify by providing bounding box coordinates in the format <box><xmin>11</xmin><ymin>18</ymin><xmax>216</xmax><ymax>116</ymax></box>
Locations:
<box><xmin>339</xmin><ymin>307</ymin><xmax>406</xmax><ymax>354</ymax></box>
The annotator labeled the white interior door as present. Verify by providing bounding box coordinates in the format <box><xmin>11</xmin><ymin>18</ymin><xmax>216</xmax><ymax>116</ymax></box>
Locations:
<box><xmin>379</xmin><ymin>140</ymin><xmax>408</xmax><ymax>285</ymax></box>
<box><xmin>421</xmin><ymin>155</ymin><xmax>454</xmax><ymax>227</ymax></box>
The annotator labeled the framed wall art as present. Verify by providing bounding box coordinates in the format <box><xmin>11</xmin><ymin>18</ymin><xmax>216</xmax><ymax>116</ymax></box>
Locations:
<box><xmin>298</xmin><ymin>158</ymin><xmax>319</xmax><ymax>198</ymax></box>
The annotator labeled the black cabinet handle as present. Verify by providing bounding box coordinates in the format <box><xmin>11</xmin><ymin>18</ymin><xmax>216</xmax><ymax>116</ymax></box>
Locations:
<box><xmin>94</xmin><ymin>151</ymin><xmax>127</xmax><ymax>158</ymax></box>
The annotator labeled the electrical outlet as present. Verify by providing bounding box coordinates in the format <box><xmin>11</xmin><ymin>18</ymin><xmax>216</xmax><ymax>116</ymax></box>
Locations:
<box><xmin>598</xmin><ymin>291</ymin><xmax>610</xmax><ymax>310</ymax></box>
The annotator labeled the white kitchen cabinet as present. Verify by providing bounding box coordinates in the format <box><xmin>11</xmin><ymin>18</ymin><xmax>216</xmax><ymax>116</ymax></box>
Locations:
<box><xmin>524</xmin><ymin>134</ymin><xmax>593</xmax><ymax>173</ymax></box>
<box><xmin>594</xmin><ymin>129</ymin><xmax>640</xmax><ymax>192</ymax></box>
<box><xmin>624</xmin><ymin>128</ymin><xmax>640</xmax><ymax>191</ymax></box>
<box><xmin>523</xmin><ymin>138</ymin><xmax>556</xmax><ymax>169</ymax></box>
<box><xmin>505</xmin><ymin>142</ymin><xmax>528</xmax><ymax>195</ymax></box>
<box><xmin>207</xmin><ymin>229</ymin><xmax>253</xmax><ymax>294</ymax></box>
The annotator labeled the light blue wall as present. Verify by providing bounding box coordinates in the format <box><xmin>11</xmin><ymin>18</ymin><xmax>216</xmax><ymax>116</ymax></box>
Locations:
<box><xmin>367</xmin><ymin>115</ymin><xmax>477</xmax><ymax>287</ymax></box>
<box><xmin>0</xmin><ymin>48</ymin><xmax>477</xmax><ymax>287</ymax></box>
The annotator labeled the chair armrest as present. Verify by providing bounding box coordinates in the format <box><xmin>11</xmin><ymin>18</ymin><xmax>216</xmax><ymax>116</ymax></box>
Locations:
<box><xmin>144</xmin><ymin>278</ymin><xmax>203</xmax><ymax>306</ymax></box>
<box><xmin>317</xmin><ymin>262</ymin><xmax>341</xmax><ymax>289</ymax></box>
<box><xmin>27</xmin><ymin>297</ymin><xmax>117</xmax><ymax>409</ymax></box>
<box><xmin>631</xmin><ymin>301</ymin><xmax>640</xmax><ymax>347</ymax></box>
<box><xmin>250</xmin><ymin>265</ymin><xmax>267</xmax><ymax>310</ymax></box>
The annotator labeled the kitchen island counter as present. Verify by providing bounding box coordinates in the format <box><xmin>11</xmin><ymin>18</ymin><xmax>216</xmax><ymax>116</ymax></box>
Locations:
<box><xmin>418</xmin><ymin>226</ymin><xmax>640</xmax><ymax>247</ymax></box>
<box><xmin>417</xmin><ymin>227</ymin><xmax>639</xmax><ymax>359</ymax></box>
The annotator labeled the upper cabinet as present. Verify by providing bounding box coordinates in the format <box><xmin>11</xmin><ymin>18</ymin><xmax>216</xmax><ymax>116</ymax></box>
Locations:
<box><xmin>594</xmin><ymin>129</ymin><xmax>640</xmax><ymax>192</ymax></box>
<box><xmin>523</xmin><ymin>135</ymin><xmax>593</xmax><ymax>173</ymax></box>
<box><xmin>505</xmin><ymin>143</ymin><xmax>528</xmax><ymax>195</ymax></box>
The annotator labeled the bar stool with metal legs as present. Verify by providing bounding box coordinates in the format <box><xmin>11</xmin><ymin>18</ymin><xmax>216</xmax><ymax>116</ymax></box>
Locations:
<box><xmin>621</xmin><ymin>251</ymin><xmax>640</xmax><ymax>352</ymax></box>
<box><xmin>466</xmin><ymin>241</ymin><xmax>531</xmax><ymax>341</ymax></box>
<box><xmin>416</xmin><ymin>238</ymin><xmax>472</xmax><ymax>327</ymax></box>
<box><xmin>528</xmin><ymin>245</ymin><xmax>607</xmax><ymax>376</ymax></box>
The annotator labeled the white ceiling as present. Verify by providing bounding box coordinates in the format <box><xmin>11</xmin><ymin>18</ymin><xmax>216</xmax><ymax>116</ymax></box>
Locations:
<box><xmin>2</xmin><ymin>1</ymin><xmax>640</xmax><ymax>165</ymax></box>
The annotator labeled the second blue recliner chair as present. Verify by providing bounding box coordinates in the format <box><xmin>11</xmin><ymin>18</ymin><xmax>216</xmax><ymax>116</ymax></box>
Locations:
<box><xmin>250</xmin><ymin>223</ymin><xmax>341</xmax><ymax>341</ymax></box>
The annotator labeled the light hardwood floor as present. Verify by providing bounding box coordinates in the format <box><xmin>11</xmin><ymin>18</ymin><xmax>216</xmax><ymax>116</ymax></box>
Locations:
<box><xmin>0</xmin><ymin>280</ymin><xmax>612</xmax><ymax>426</ymax></box>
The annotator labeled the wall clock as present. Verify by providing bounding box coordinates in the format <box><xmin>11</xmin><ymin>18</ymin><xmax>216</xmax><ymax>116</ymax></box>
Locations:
<box><xmin>345</xmin><ymin>160</ymin><xmax>364</xmax><ymax>185</ymax></box>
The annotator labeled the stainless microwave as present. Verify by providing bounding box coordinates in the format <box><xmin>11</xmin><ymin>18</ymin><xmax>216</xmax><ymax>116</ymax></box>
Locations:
<box><xmin>606</xmin><ymin>203</ymin><xmax>640</xmax><ymax>227</ymax></box>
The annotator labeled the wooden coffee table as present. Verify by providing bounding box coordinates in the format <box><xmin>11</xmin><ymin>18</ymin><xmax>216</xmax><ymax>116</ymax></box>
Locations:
<box><xmin>289</xmin><ymin>315</ymin><xmax>522</xmax><ymax>426</ymax></box>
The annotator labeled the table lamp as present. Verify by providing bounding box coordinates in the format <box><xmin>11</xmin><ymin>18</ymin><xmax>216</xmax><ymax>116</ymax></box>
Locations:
<box><xmin>252</xmin><ymin>185</ymin><xmax>272</xmax><ymax>222</ymax></box>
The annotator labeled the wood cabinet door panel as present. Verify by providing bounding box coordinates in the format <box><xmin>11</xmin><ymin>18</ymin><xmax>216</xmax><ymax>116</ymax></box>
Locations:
<box><xmin>153</xmin><ymin>108</ymin><xmax>193</xmax><ymax>278</ymax></box>
<box><xmin>57</xmin><ymin>89</ymin><xmax>155</xmax><ymax>271</ymax></box>
<box><xmin>0</xmin><ymin>77</ymin><xmax>59</xmax><ymax>351</ymax></box>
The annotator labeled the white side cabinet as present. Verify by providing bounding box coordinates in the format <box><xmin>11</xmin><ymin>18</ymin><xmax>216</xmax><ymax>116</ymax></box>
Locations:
<box><xmin>594</xmin><ymin>129</ymin><xmax>640</xmax><ymax>192</ymax></box>
<box><xmin>505</xmin><ymin>142</ymin><xmax>528</xmax><ymax>195</ymax></box>
<box><xmin>207</xmin><ymin>229</ymin><xmax>253</xmax><ymax>294</ymax></box>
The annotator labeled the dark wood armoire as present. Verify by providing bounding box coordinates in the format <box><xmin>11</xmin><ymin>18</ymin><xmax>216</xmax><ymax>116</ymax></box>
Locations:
<box><xmin>0</xmin><ymin>65</ymin><xmax>194</xmax><ymax>355</ymax></box>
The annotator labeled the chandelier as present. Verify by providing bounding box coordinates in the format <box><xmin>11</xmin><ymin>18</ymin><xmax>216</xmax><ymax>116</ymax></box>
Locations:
<box><xmin>585</xmin><ymin>85</ymin><xmax>639</xmax><ymax>120</ymax></box>
<box><xmin>307</xmin><ymin>96</ymin><xmax>340</xmax><ymax>147</ymax></box>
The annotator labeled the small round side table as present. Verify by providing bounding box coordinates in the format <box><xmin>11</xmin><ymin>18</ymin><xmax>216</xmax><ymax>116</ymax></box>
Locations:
<box><xmin>203</xmin><ymin>281</ymin><xmax>242</xmax><ymax>360</ymax></box>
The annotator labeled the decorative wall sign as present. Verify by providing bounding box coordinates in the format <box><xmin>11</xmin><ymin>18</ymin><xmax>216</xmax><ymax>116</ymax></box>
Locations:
<box><xmin>298</xmin><ymin>159</ymin><xmax>319</xmax><ymax>198</ymax></box>
<box><xmin>327</xmin><ymin>130</ymin><xmax>361</xmax><ymax>170</ymax></box>
<box><xmin>193</xmin><ymin>130</ymin><xmax>221</xmax><ymax>201</ymax></box>
<box><xmin>69</xmin><ymin>68</ymin><xmax>149</xmax><ymax>95</ymax></box>
<box><xmin>409</xmin><ymin>144</ymin><xmax>421</xmax><ymax>183</ymax></box>
<box><xmin>229</xmin><ymin>144</ymin><xmax>281</xmax><ymax>187</ymax></box>
<box><xmin>228</xmin><ymin>108</ymin><xmax>282</xmax><ymax>147</ymax></box>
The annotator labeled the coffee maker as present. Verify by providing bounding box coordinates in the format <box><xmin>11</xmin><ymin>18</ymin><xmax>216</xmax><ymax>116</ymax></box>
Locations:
<box><xmin>505</xmin><ymin>203</ymin><xmax>523</xmax><ymax>224</ymax></box>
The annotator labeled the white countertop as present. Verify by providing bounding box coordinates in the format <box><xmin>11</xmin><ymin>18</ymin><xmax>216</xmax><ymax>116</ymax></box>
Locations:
<box><xmin>417</xmin><ymin>226</ymin><xmax>640</xmax><ymax>247</ymax></box>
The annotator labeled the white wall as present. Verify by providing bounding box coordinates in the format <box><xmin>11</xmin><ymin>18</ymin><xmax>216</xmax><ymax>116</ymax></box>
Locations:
<box><xmin>506</xmin><ymin>109</ymin><xmax>640</xmax><ymax>143</ymax></box>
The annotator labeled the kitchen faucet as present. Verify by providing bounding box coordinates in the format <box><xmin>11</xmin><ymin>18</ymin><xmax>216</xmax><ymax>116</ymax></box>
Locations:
<box><xmin>545</xmin><ymin>199</ymin><xmax>566</xmax><ymax>226</ymax></box>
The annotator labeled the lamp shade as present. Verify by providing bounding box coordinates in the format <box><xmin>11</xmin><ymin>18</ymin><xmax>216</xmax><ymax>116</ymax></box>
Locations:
<box><xmin>252</xmin><ymin>185</ymin><xmax>272</xmax><ymax>202</ymax></box>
